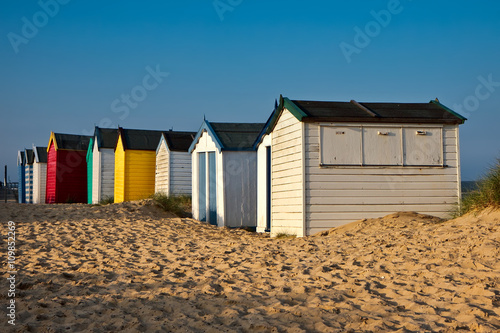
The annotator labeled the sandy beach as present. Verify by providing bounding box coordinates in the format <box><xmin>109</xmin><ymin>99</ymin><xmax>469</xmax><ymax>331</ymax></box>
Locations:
<box><xmin>1</xmin><ymin>201</ymin><xmax>500</xmax><ymax>332</ymax></box>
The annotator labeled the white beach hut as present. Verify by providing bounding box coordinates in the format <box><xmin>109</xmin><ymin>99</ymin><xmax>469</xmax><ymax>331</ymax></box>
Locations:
<box><xmin>155</xmin><ymin>131</ymin><xmax>196</xmax><ymax>196</ymax></box>
<box><xmin>189</xmin><ymin>121</ymin><xmax>264</xmax><ymax>228</ymax></box>
<box><xmin>32</xmin><ymin>146</ymin><xmax>47</xmax><ymax>204</ymax></box>
<box><xmin>89</xmin><ymin>127</ymin><xmax>118</xmax><ymax>204</ymax></box>
<box><xmin>258</xmin><ymin>96</ymin><xmax>467</xmax><ymax>237</ymax></box>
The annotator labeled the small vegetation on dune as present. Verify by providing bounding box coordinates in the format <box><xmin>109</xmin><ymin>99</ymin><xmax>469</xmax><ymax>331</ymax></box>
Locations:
<box><xmin>274</xmin><ymin>232</ymin><xmax>297</xmax><ymax>239</ymax></box>
<box><xmin>99</xmin><ymin>196</ymin><xmax>114</xmax><ymax>205</ymax></box>
<box><xmin>458</xmin><ymin>158</ymin><xmax>500</xmax><ymax>216</ymax></box>
<box><xmin>151</xmin><ymin>193</ymin><xmax>192</xmax><ymax>218</ymax></box>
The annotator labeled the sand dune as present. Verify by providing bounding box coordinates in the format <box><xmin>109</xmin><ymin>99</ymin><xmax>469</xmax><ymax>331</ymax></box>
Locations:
<box><xmin>1</xmin><ymin>202</ymin><xmax>500</xmax><ymax>332</ymax></box>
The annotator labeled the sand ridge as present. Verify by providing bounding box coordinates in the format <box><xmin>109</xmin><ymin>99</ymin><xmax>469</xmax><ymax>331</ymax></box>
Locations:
<box><xmin>1</xmin><ymin>202</ymin><xmax>500</xmax><ymax>332</ymax></box>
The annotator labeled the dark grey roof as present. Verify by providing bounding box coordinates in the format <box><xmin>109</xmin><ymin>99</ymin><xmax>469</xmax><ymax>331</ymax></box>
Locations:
<box><xmin>291</xmin><ymin>99</ymin><xmax>466</xmax><ymax>124</ymax></box>
<box><xmin>54</xmin><ymin>133</ymin><xmax>92</xmax><ymax>151</ymax></box>
<box><xmin>95</xmin><ymin>127</ymin><xmax>118</xmax><ymax>149</ymax></box>
<box><xmin>162</xmin><ymin>131</ymin><xmax>196</xmax><ymax>152</ymax></box>
<box><xmin>25</xmin><ymin>149</ymin><xmax>34</xmax><ymax>164</ymax></box>
<box><xmin>293</xmin><ymin>100</ymin><xmax>366</xmax><ymax>118</ymax></box>
<box><xmin>35</xmin><ymin>147</ymin><xmax>47</xmax><ymax>163</ymax></box>
<box><xmin>361</xmin><ymin>102</ymin><xmax>462</xmax><ymax>121</ymax></box>
<box><xmin>119</xmin><ymin>128</ymin><xmax>164</xmax><ymax>151</ymax></box>
<box><xmin>210</xmin><ymin>122</ymin><xmax>266</xmax><ymax>150</ymax></box>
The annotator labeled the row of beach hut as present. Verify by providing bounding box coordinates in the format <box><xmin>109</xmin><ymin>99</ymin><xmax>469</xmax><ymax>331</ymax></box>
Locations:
<box><xmin>16</xmin><ymin>96</ymin><xmax>466</xmax><ymax>236</ymax></box>
<box><xmin>17</xmin><ymin>128</ymin><xmax>196</xmax><ymax>205</ymax></box>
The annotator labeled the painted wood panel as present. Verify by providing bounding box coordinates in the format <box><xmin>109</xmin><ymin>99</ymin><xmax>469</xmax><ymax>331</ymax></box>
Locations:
<box><xmin>114</xmin><ymin>136</ymin><xmax>126</xmax><ymax>203</ymax></box>
<box><xmin>271</xmin><ymin>109</ymin><xmax>304</xmax><ymax>237</ymax></box>
<box><xmin>170</xmin><ymin>152</ymin><xmax>192</xmax><ymax>195</ymax></box>
<box><xmin>257</xmin><ymin>133</ymin><xmax>272</xmax><ymax>233</ymax></box>
<box><xmin>87</xmin><ymin>139</ymin><xmax>93</xmax><ymax>204</ymax></box>
<box><xmin>198</xmin><ymin>152</ymin><xmax>206</xmax><ymax>222</ymax></box>
<box><xmin>100</xmin><ymin>148</ymin><xmax>115</xmax><ymax>201</ymax></box>
<box><xmin>208</xmin><ymin>152</ymin><xmax>217</xmax><ymax>225</ymax></box>
<box><xmin>363</xmin><ymin>127</ymin><xmax>402</xmax><ymax>165</ymax></box>
<box><xmin>222</xmin><ymin>151</ymin><xmax>257</xmax><ymax>228</ymax></box>
<box><xmin>44</xmin><ymin>147</ymin><xmax>88</xmax><ymax>204</ymax></box>
<box><xmin>123</xmin><ymin>150</ymin><xmax>156</xmax><ymax>201</ymax></box>
<box><xmin>320</xmin><ymin>126</ymin><xmax>362</xmax><ymax>165</ymax></box>
<box><xmin>32</xmin><ymin>162</ymin><xmax>47</xmax><ymax>204</ymax></box>
<box><xmin>91</xmin><ymin>139</ymin><xmax>99</xmax><ymax>204</ymax></box>
<box><xmin>55</xmin><ymin>150</ymin><xmax>87</xmax><ymax>203</ymax></box>
<box><xmin>403</xmin><ymin>127</ymin><xmax>443</xmax><ymax>166</ymax></box>
<box><xmin>155</xmin><ymin>140</ymin><xmax>169</xmax><ymax>194</ymax></box>
<box><xmin>306</xmin><ymin>181</ymin><xmax>458</xmax><ymax>191</ymax></box>
<box><xmin>305</xmin><ymin>123</ymin><xmax>460</xmax><ymax>235</ymax></box>
<box><xmin>156</xmin><ymin>142</ymin><xmax>192</xmax><ymax>196</ymax></box>
<box><xmin>45</xmin><ymin>143</ymin><xmax>57</xmax><ymax>204</ymax></box>
<box><xmin>319</xmin><ymin>124</ymin><xmax>446</xmax><ymax>167</ymax></box>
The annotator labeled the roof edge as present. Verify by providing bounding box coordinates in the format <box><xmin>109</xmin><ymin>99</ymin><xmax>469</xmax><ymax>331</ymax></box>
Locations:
<box><xmin>17</xmin><ymin>150</ymin><xmax>25</xmax><ymax>165</ymax></box>
<box><xmin>188</xmin><ymin>120</ymin><xmax>224</xmax><ymax>154</ymax></box>
<box><xmin>430</xmin><ymin>100</ymin><xmax>467</xmax><ymax>124</ymax></box>
<box><xmin>32</xmin><ymin>144</ymin><xmax>39</xmax><ymax>163</ymax></box>
<box><xmin>265</xmin><ymin>95</ymin><xmax>307</xmax><ymax>136</ymax></box>
<box><xmin>47</xmin><ymin>132</ymin><xmax>57</xmax><ymax>151</ymax></box>
<box><xmin>283</xmin><ymin>97</ymin><xmax>308</xmax><ymax>121</ymax></box>
<box><xmin>115</xmin><ymin>127</ymin><xmax>125</xmax><ymax>151</ymax></box>
<box><xmin>156</xmin><ymin>132</ymin><xmax>168</xmax><ymax>154</ymax></box>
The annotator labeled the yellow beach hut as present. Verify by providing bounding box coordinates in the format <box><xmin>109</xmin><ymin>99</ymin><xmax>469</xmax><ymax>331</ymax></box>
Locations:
<box><xmin>114</xmin><ymin>127</ymin><xmax>164</xmax><ymax>202</ymax></box>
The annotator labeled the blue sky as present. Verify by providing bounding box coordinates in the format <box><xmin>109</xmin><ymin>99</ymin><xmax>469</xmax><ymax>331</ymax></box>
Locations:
<box><xmin>1</xmin><ymin>0</ymin><xmax>499</xmax><ymax>181</ymax></box>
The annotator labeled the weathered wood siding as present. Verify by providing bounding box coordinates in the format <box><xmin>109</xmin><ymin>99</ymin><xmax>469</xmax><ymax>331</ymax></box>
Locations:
<box><xmin>170</xmin><ymin>152</ymin><xmax>192</xmax><ymax>195</ymax></box>
<box><xmin>305</xmin><ymin>123</ymin><xmax>461</xmax><ymax>235</ymax></box>
<box><xmin>91</xmin><ymin>141</ymin><xmax>115</xmax><ymax>204</ymax></box>
<box><xmin>223</xmin><ymin>151</ymin><xmax>257</xmax><ymax>228</ymax></box>
<box><xmin>155</xmin><ymin>140</ymin><xmax>169</xmax><ymax>194</ymax></box>
<box><xmin>32</xmin><ymin>162</ymin><xmax>47</xmax><ymax>204</ymax></box>
<box><xmin>270</xmin><ymin>109</ymin><xmax>304</xmax><ymax>237</ymax></box>
<box><xmin>100</xmin><ymin>148</ymin><xmax>115</xmax><ymax>202</ymax></box>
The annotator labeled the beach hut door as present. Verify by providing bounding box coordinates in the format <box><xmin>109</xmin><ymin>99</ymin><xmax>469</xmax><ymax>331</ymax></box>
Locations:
<box><xmin>198</xmin><ymin>153</ymin><xmax>207</xmax><ymax>222</ymax></box>
<box><xmin>208</xmin><ymin>152</ymin><xmax>217</xmax><ymax>226</ymax></box>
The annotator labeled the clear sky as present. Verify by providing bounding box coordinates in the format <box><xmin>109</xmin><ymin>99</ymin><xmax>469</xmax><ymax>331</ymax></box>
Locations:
<box><xmin>1</xmin><ymin>0</ymin><xmax>499</xmax><ymax>181</ymax></box>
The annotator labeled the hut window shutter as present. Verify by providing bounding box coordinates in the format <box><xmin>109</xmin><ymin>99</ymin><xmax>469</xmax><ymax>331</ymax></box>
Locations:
<box><xmin>362</xmin><ymin>127</ymin><xmax>402</xmax><ymax>166</ymax></box>
<box><xmin>403</xmin><ymin>127</ymin><xmax>443</xmax><ymax>166</ymax></box>
<box><xmin>320</xmin><ymin>126</ymin><xmax>362</xmax><ymax>165</ymax></box>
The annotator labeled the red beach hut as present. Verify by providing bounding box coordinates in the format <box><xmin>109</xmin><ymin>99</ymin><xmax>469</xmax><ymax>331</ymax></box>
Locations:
<box><xmin>45</xmin><ymin>132</ymin><xmax>92</xmax><ymax>204</ymax></box>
